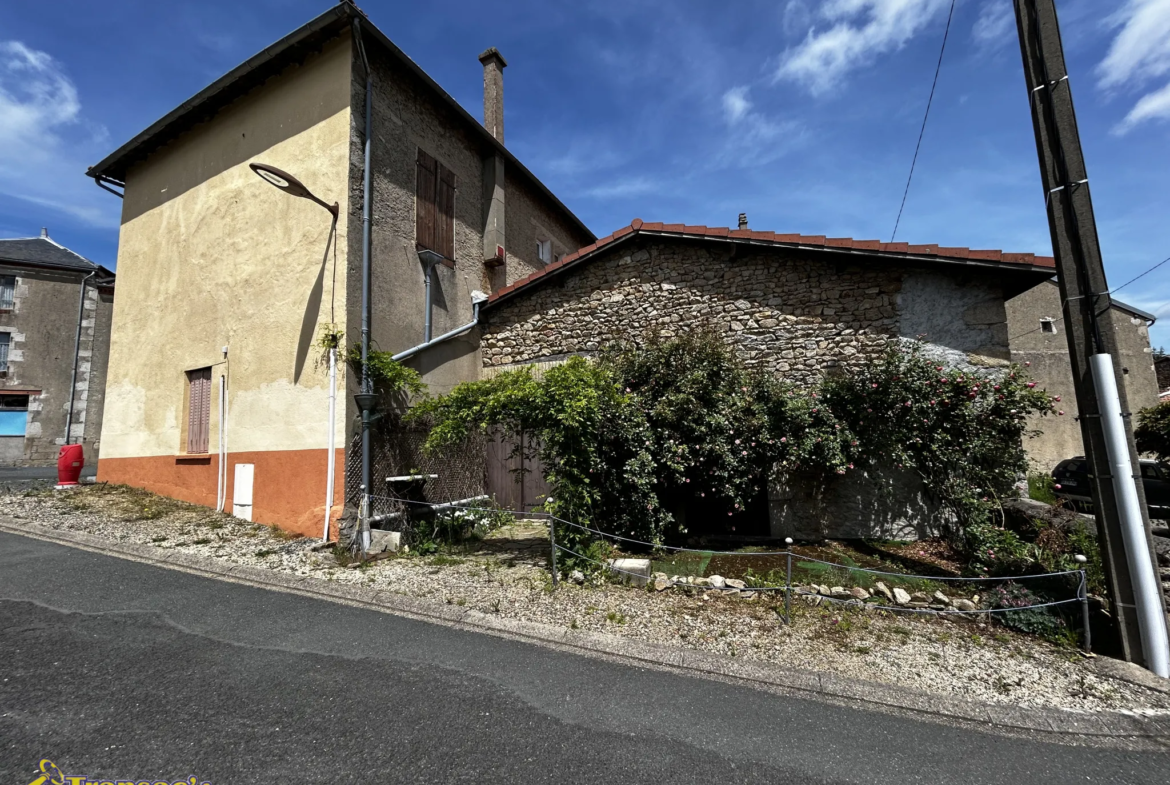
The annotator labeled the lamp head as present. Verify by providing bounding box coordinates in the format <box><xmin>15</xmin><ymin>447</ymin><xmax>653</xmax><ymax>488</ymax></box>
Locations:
<box><xmin>250</xmin><ymin>162</ymin><xmax>339</xmax><ymax>216</ymax></box>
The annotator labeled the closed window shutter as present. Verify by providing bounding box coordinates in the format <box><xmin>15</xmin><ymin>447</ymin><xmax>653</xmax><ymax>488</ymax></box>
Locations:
<box><xmin>436</xmin><ymin>163</ymin><xmax>456</xmax><ymax>260</ymax></box>
<box><xmin>416</xmin><ymin>149</ymin><xmax>437</xmax><ymax>253</ymax></box>
<box><xmin>186</xmin><ymin>368</ymin><xmax>212</xmax><ymax>454</ymax></box>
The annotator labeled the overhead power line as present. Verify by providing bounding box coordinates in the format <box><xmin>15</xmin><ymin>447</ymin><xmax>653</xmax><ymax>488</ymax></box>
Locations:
<box><xmin>890</xmin><ymin>0</ymin><xmax>957</xmax><ymax>244</ymax></box>
<box><xmin>1109</xmin><ymin>253</ymin><xmax>1170</xmax><ymax>296</ymax></box>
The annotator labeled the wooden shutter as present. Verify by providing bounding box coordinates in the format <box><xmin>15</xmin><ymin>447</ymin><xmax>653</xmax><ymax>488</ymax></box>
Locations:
<box><xmin>416</xmin><ymin>149</ymin><xmax>437</xmax><ymax>253</ymax></box>
<box><xmin>186</xmin><ymin>367</ymin><xmax>211</xmax><ymax>454</ymax></box>
<box><xmin>436</xmin><ymin>162</ymin><xmax>456</xmax><ymax>260</ymax></box>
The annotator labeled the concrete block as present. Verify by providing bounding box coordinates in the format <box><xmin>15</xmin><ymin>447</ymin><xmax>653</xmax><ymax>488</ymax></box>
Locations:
<box><xmin>368</xmin><ymin>529</ymin><xmax>401</xmax><ymax>555</ymax></box>
<box><xmin>607</xmin><ymin>558</ymin><xmax>651</xmax><ymax>587</ymax></box>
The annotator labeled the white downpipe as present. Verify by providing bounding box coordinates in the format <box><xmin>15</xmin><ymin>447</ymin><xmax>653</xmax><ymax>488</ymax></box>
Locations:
<box><xmin>323</xmin><ymin>347</ymin><xmax>337</xmax><ymax>542</ymax></box>
<box><xmin>216</xmin><ymin>372</ymin><xmax>228</xmax><ymax>512</ymax></box>
<box><xmin>1090</xmin><ymin>353</ymin><xmax>1170</xmax><ymax>677</ymax></box>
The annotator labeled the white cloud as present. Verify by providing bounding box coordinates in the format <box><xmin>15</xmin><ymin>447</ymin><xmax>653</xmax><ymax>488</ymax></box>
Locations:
<box><xmin>1098</xmin><ymin>0</ymin><xmax>1170</xmax><ymax>133</ymax></box>
<box><xmin>0</xmin><ymin>41</ymin><xmax>116</xmax><ymax>227</ymax></box>
<box><xmin>722</xmin><ymin>86</ymin><xmax>752</xmax><ymax>123</ymax></box>
<box><xmin>582</xmin><ymin>176</ymin><xmax>661</xmax><ymax>199</ymax></box>
<box><xmin>971</xmin><ymin>0</ymin><xmax>1014</xmax><ymax>51</ymax></box>
<box><xmin>717</xmin><ymin>86</ymin><xmax>803</xmax><ymax>167</ymax></box>
<box><xmin>1114</xmin><ymin>81</ymin><xmax>1170</xmax><ymax>133</ymax></box>
<box><xmin>775</xmin><ymin>0</ymin><xmax>952</xmax><ymax>95</ymax></box>
<box><xmin>1098</xmin><ymin>0</ymin><xmax>1170</xmax><ymax>90</ymax></box>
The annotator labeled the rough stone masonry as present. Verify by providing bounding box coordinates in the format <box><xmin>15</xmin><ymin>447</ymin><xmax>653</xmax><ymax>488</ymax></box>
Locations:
<box><xmin>481</xmin><ymin>238</ymin><xmax>1013</xmax><ymax>386</ymax></box>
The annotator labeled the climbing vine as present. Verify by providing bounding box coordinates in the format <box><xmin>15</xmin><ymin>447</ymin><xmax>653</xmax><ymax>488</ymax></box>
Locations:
<box><xmin>413</xmin><ymin>332</ymin><xmax>1055</xmax><ymax>552</ymax></box>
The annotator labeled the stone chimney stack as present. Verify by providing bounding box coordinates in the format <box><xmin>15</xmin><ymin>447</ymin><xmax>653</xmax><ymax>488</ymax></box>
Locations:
<box><xmin>478</xmin><ymin>48</ymin><xmax>507</xmax><ymax>144</ymax></box>
<box><xmin>40</xmin><ymin>227</ymin><xmax>48</xmax><ymax>238</ymax></box>
<box><xmin>738</xmin><ymin>213</ymin><xmax>748</xmax><ymax>230</ymax></box>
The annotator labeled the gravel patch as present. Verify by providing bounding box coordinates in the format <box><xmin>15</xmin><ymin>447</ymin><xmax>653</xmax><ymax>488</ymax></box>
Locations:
<box><xmin>5</xmin><ymin>485</ymin><xmax>1170</xmax><ymax>714</ymax></box>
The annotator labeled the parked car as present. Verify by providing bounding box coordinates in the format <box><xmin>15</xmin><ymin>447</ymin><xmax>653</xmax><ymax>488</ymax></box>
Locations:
<box><xmin>1052</xmin><ymin>457</ymin><xmax>1170</xmax><ymax>518</ymax></box>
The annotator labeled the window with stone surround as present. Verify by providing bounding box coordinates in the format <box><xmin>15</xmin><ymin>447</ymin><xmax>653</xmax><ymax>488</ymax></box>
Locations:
<box><xmin>0</xmin><ymin>393</ymin><xmax>29</xmax><ymax>436</ymax></box>
<box><xmin>416</xmin><ymin>149</ymin><xmax>455</xmax><ymax>261</ymax></box>
<box><xmin>0</xmin><ymin>331</ymin><xmax>9</xmax><ymax>372</ymax></box>
<box><xmin>0</xmin><ymin>275</ymin><xmax>14</xmax><ymax>310</ymax></box>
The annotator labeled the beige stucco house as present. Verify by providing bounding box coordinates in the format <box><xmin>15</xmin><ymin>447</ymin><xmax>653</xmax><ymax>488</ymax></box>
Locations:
<box><xmin>87</xmin><ymin>2</ymin><xmax>592</xmax><ymax>536</ymax></box>
<box><xmin>1006</xmin><ymin>279</ymin><xmax>1160</xmax><ymax>470</ymax></box>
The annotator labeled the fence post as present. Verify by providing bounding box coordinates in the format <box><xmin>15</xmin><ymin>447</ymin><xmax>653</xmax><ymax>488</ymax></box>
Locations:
<box><xmin>784</xmin><ymin>537</ymin><xmax>794</xmax><ymax>626</ymax></box>
<box><xmin>1075</xmin><ymin>555</ymin><xmax>1091</xmax><ymax>653</ymax></box>
<box><xmin>549</xmin><ymin>518</ymin><xmax>559</xmax><ymax>590</ymax></box>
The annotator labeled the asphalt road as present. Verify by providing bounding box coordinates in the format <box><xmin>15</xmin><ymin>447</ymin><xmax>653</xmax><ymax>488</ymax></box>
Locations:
<box><xmin>2</xmin><ymin>531</ymin><xmax>1169</xmax><ymax>784</ymax></box>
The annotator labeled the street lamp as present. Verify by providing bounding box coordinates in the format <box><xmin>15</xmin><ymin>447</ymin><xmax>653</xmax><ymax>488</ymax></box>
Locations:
<box><xmin>250</xmin><ymin>163</ymin><xmax>339</xmax><ymax>217</ymax></box>
<box><xmin>251</xmin><ymin>161</ymin><xmax>341</xmax><ymax>544</ymax></box>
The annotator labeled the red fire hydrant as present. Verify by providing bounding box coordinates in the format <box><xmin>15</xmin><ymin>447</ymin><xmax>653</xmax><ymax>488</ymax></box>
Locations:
<box><xmin>57</xmin><ymin>444</ymin><xmax>84</xmax><ymax>487</ymax></box>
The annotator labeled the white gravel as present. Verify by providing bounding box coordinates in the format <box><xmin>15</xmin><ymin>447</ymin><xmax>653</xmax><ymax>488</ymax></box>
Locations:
<box><xmin>5</xmin><ymin>485</ymin><xmax>1170</xmax><ymax>714</ymax></box>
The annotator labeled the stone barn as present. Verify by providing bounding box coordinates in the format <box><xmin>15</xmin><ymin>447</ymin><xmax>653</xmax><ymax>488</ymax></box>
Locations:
<box><xmin>477</xmin><ymin>219</ymin><xmax>1057</xmax><ymax>540</ymax></box>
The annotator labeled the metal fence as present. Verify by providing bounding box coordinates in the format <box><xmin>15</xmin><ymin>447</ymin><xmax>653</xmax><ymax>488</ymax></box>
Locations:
<box><xmin>359</xmin><ymin>495</ymin><xmax>1094</xmax><ymax>652</ymax></box>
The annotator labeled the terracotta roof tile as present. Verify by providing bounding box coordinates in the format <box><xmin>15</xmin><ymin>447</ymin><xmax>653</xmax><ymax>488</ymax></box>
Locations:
<box><xmin>662</xmin><ymin>223</ymin><xmax>686</xmax><ymax>232</ymax></box>
<box><xmin>937</xmin><ymin>246</ymin><xmax>969</xmax><ymax>258</ymax></box>
<box><xmin>969</xmin><ymin>249</ymin><xmax>1002</xmax><ymax>261</ymax></box>
<box><xmin>852</xmin><ymin>240</ymin><xmax>881</xmax><ymax>251</ymax></box>
<box><xmin>826</xmin><ymin>237</ymin><xmax>853</xmax><ymax>248</ymax></box>
<box><xmin>802</xmin><ymin>235</ymin><xmax>827</xmax><ymax>246</ymax></box>
<box><xmin>882</xmin><ymin>242</ymin><xmax>909</xmax><ymax>253</ymax></box>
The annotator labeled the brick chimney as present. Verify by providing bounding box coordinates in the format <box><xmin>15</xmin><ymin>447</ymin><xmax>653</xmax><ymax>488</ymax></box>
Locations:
<box><xmin>478</xmin><ymin>48</ymin><xmax>507</xmax><ymax>144</ymax></box>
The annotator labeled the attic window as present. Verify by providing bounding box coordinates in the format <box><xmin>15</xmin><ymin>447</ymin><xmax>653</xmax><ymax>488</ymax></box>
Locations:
<box><xmin>1040</xmin><ymin>318</ymin><xmax>1056</xmax><ymax>334</ymax></box>
<box><xmin>0</xmin><ymin>275</ymin><xmax>14</xmax><ymax>310</ymax></box>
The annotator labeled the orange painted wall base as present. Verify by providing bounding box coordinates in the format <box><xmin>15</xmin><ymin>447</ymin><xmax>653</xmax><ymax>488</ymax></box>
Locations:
<box><xmin>97</xmin><ymin>449</ymin><xmax>346</xmax><ymax>539</ymax></box>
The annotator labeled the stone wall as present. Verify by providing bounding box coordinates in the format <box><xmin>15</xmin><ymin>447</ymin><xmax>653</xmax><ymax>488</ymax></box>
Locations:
<box><xmin>482</xmin><ymin>238</ymin><xmax>1012</xmax><ymax>386</ymax></box>
<box><xmin>0</xmin><ymin>267</ymin><xmax>112</xmax><ymax>466</ymax></box>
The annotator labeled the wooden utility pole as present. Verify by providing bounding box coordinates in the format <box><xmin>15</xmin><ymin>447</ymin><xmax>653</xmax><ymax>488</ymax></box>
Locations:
<box><xmin>1013</xmin><ymin>0</ymin><xmax>1169</xmax><ymax>666</ymax></box>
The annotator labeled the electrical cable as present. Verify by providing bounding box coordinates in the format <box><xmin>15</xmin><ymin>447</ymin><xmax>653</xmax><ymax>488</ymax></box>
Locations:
<box><xmin>890</xmin><ymin>0</ymin><xmax>957</xmax><ymax>243</ymax></box>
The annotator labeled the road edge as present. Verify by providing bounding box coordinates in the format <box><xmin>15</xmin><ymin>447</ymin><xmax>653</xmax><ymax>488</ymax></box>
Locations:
<box><xmin>2</xmin><ymin>518</ymin><xmax>1168</xmax><ymax>743</ymax></box>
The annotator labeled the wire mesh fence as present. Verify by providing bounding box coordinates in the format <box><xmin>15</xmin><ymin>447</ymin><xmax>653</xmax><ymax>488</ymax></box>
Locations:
<box><xmin>345</xmin><ymin>422</ymin><xmax>488</xmax><ymax>522</ymax></box>
<box><xmin>362</xmin><ymin>494</ymin><xmax>1092</xmax><ymax>652</ymax></box>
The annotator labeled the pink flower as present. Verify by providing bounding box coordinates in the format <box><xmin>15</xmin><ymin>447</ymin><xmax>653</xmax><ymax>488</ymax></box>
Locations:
<box><xmin>735</xmin><ymin>439</ymin><xmax>740</xmax><ymax>444</ymax></box>
<box><xmin>994</xmin><ymin>385</ymin><xmax>1000</xmax><ymax>390</ymax></box>
<box><xmin>1054</xmin><ymin>396</ymin><xmax>1061</xmax><ymax>402</ymax></box>
<box><xmin>930</xmin><ymin>400</ymin><xmax>936</xmax><ymax>405</ymax></box>
<box><xmin>871</xmin><ymin>383</ymin><xmax>879</xmax><ymax>388</ymax></box>
<box><xmin>904</xmin><ymin>402</ymin><xmax>911</xmax><ymax>407</ymax></box>
<box><xmin>781</xmin><ymin>437</ymin><xmax>787</xmax><ymax>442</ymax></box>
<box><xmin>1027</xmin><ymin>382</ymin><xmax>1036</xmax><ymax>388</ymax></box>
<box><xmin>1058</xmin><ymin>410</ymin><xmax>1065</xmax><ymax>416</ymax></box>
<box><xmin>1024</xmin><ymin>361</ymin><xmax>1031</xmax><ymax>366</ymax></box>
<box><xmin>1054</xmin><ymin>484</ymin><xmax>1062</xmax><ymax>490</ymax></box>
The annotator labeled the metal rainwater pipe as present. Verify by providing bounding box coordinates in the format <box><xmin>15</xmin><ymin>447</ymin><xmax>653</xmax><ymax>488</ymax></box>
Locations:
<box><xmin>354</xmin><ymin>18</ymin><xmax>374</xmax><ymax>552</ymax></box>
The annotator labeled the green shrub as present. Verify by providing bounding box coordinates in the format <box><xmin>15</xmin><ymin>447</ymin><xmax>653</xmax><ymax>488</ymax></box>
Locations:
<box><xmin>1027</xmin><ymin>471</ymin><xmax>1057</xmax><ymax>504</ymax></box>
<box><xmin>984</xmin><ymin>582</ymin><xmax>1075</xmax><ymax>644</ymax></box>
<box><xmin>1135</xmin><ymin>400</ymin><xmax>1170</xmax><ymax>462</ymax></box>
<box><xmin>414</xmin><ymin>335</ymin><xmax>1054</xmax><ymax>561</ymax></box>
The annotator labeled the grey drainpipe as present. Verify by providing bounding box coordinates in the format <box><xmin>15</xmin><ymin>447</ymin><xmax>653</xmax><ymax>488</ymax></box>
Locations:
<box><xmin>65</xmin><ymin>270</ymin><xmax>96</xmax><ymax>446</ymax></box>
<box><xmin>354</xmin><ymin>18</ymin><xmax>374</xmax><ymax>540</ymax></box>
<box><xmin>392</xmin><ymin>293</ymin><xmax>487</xmax><ymax>362</ymax></box>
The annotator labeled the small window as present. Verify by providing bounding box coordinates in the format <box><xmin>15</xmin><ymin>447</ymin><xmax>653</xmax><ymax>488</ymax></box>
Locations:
<box><xmin>537</xmin><ymin>238</ymin><xmax>552</xmax><ymax>265</ymax></box>
<box><xmin>0</xmin><ymin>393</ymin><xmax>29</xmax><ymax>437</ymax></box>
<box><xmin>0</xmin><ymin>332</ymin><xmax>10</xmax><ymax>372</ymax></box>
<box><xmin>416</xmin><ymin>149</ymin><xmax>455</xmax><ymax>261</ymax></box>
<box><xmin>186</xmin><ymin>367</ymin><xmax>212</xmax><ymax>454</ymax></box>
<box><xmin>0</xmin><ymin>275</ymin><xmax>14</xmax><ymax>310</ymax></box>
<box><xmin>1040</xmin><ymin>318</ymin><xmax>1056</xmax><ymax>334</ymax></box>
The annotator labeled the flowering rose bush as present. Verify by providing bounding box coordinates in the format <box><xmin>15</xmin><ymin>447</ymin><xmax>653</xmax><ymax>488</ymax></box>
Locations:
<box><xmin>414</xmin><ymin>333</ymin><xmax>1053</xmax><ymax>553</ymax></box>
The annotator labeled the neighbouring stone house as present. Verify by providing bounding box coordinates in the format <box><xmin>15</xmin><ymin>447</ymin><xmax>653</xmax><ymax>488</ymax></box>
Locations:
<box><xmin>0</xmin><ymin>230</ymin><xmax>115</xmax><ymax>467</ymax></box>
<box><xmin>1005</xmin><ymin>279</ymin><xmax>1160</xmax><ymax>471</ymax></box>
<box><xmin>478</xmin><ymin>219</ymin><xmax>1057</xmax><ymax>539</ymax></box>
<box><xmin>86</xmin><ymin>2</ymin><xmax>592</xmax><ymax>535</ymax></box>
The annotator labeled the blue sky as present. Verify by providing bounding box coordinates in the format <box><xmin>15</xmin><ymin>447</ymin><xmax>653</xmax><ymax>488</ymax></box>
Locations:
<box><xmin>3</xmin><ymin>0</ymin><xmax>1170</xmax><ymax>345</ymax></box>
